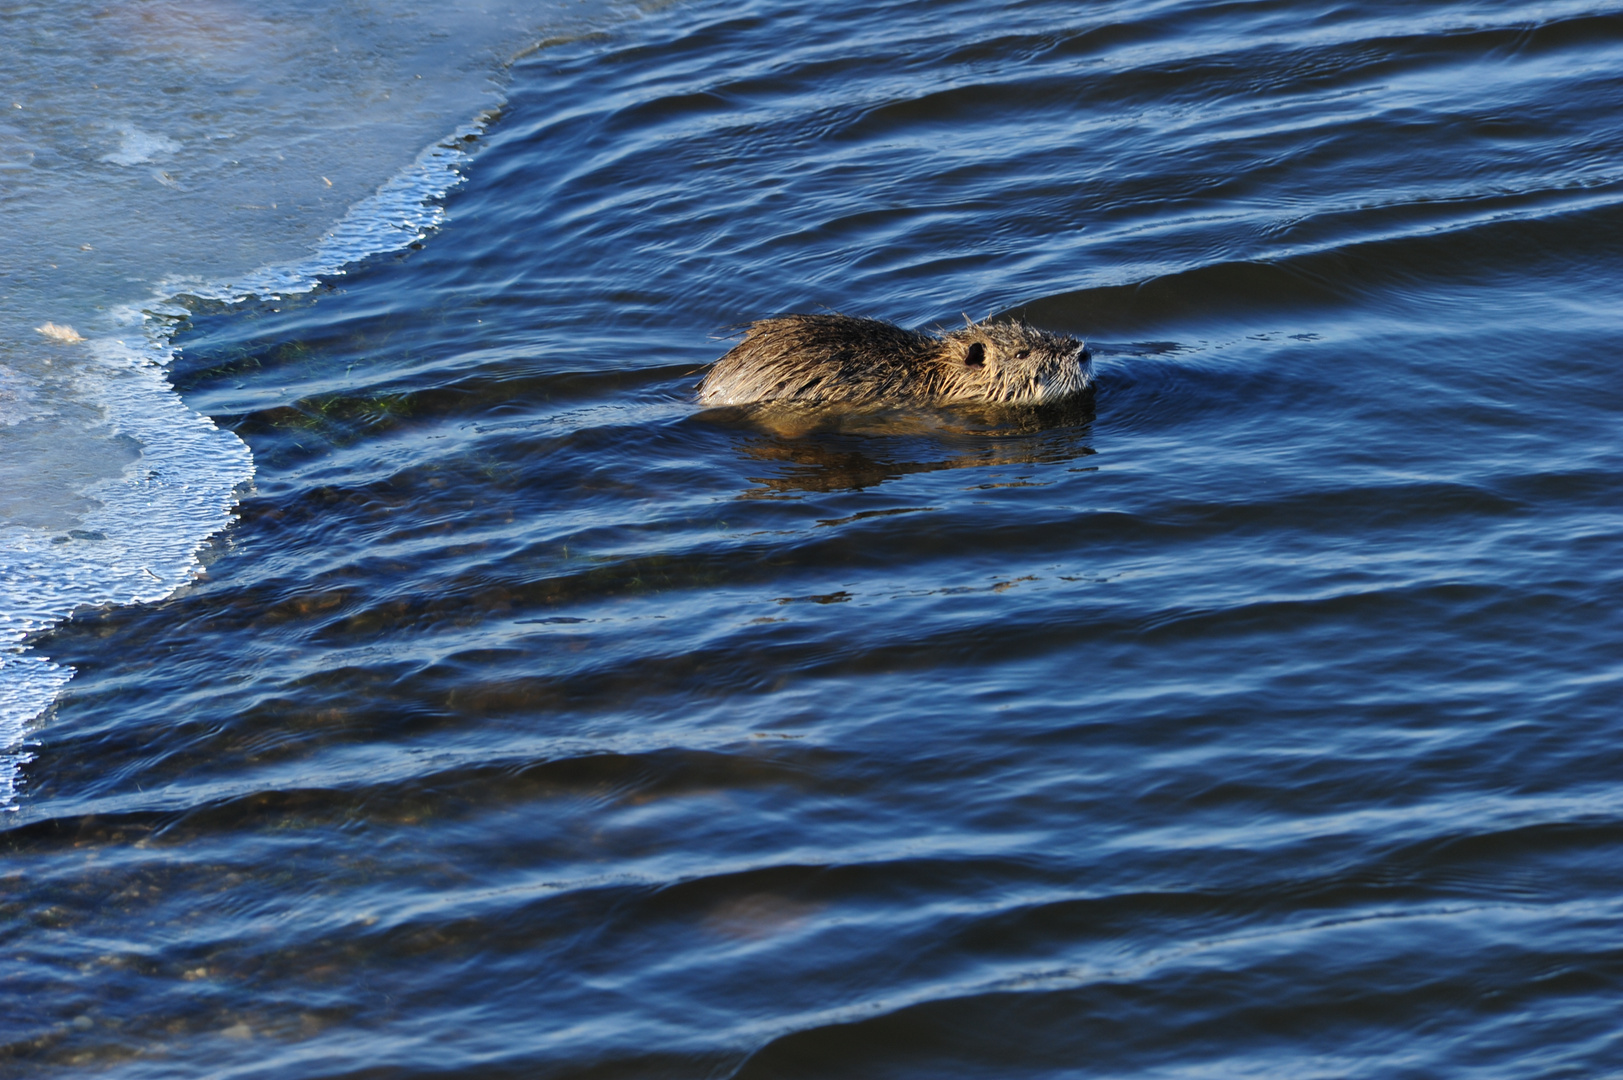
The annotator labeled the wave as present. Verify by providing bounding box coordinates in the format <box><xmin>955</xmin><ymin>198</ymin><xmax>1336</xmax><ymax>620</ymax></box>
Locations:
<box><xmin>0</xmin><ymin>114</ymin><xmax>499</xmax><ymax>812</ymax></box>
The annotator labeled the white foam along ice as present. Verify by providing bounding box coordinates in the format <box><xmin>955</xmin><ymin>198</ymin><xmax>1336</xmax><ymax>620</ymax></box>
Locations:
<box><xmin>0</xmin><ymin>334</ymin><xmax>251</xmax><ymax>812</ymax></box>
<box><xmin>0</xmin><ymin>112</ymin><xmax>498</xmax><ymax>813</ymax></box>
<box><xmin>0</xmin><ymin>0</ymin><xmax>619</xmax><ymax>814</ymax></box>
<box><xmin>163</xmin><ymin>115</ymin><xmax>492</xmax><ymax>306</ymax></box>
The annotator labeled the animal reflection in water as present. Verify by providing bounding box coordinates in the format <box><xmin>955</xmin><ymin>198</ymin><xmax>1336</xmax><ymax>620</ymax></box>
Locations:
<box><xmin>700</xmin><ymin>393</ymin><xmax>1097</xmax><ymax>497</ymax></box>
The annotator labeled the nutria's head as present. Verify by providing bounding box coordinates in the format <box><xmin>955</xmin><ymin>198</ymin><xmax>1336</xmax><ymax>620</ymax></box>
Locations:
<box><xmin>930</xmin><ymin>320</ymin><xmax>1091</xmax><ymax>405</ymax></box>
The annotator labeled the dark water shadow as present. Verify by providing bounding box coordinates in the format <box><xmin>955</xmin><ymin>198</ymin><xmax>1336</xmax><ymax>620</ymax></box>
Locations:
<box><xmin>696</xmin><ymin>391</ymin><xmax>1097</xmax><ymax>496</ymax></box>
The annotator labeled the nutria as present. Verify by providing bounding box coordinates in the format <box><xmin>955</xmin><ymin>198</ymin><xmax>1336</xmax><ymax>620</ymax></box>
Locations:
<box><xmin>697</xmin><ymin>314</ymin><xmax>1091</xmax><ymax>407</ymax></box>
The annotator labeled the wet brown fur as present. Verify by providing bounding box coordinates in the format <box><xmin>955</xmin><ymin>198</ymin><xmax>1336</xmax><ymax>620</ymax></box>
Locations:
<box><xmin>697</xmin><ymin>314</ymin><xmax>1090</xmax><ymax>407</ymax></box>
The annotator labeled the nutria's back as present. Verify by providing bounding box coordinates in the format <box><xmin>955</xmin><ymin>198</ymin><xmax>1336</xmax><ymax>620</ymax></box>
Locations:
<box><xmin>697</xmin><ymin>314</ymin><xmax>1090</xmax><ymax>407</ymax></box>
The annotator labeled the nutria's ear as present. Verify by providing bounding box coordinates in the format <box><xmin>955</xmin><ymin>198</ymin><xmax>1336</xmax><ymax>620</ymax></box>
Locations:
<box><xmin>964</xmin><ymin>342</ymin><xmax>985</xmax><ymax>368</ymax></box>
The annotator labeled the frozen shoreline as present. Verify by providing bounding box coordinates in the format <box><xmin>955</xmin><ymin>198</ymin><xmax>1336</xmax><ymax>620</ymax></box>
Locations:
<box><xmin>0</xmin><ymin>0</ymin><xmax>610</xmax><ymax>809</ymax></box>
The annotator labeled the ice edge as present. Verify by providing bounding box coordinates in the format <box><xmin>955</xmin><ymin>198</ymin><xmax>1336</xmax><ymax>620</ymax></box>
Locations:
<box><xmin>0</xmin><ymin>112</ymin><xmax>497</xmax><ymax>812</ymax></box>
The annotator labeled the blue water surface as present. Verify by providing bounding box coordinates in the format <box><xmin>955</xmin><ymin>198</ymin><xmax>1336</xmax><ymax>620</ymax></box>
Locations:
<box><xmin>9</xmin><ymin>1</ymin><xmax>1623</xmax><ymax>1076</ymax></box>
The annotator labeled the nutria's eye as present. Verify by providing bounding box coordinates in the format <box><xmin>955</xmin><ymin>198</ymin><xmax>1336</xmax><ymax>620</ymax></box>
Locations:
<box><xmin>965</xmin><ymin>342</ymin><xmax>985</xmax><ymax>368</ymax></box>
<box><xmin>1016</xmin><ymin>349</ymin><xmax>1031</xmax><ymax>360</ymax></box>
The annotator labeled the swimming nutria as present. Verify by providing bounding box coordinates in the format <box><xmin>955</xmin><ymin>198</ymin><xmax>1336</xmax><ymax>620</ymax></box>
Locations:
<box><xmin>697</xmin><ymin>314</ymin><xmax>1091</xmax><ymax>407</ymax></box>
